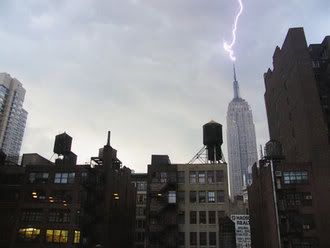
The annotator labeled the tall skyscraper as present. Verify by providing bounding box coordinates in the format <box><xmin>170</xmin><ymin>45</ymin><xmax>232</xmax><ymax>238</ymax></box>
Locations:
<box><xmin>0</xmin><ymin>73</ymin><xmax>28</xmax><ymax>162</ymax></box>
<box><xmin>226</xmin><ymin>66</ymin><xmax>258</xmax><ymax>197</ymax></box>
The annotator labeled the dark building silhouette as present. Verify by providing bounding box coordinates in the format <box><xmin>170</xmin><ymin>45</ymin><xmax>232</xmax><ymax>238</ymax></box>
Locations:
<box><xmin>249</xmin><ymin>27</ymin><xmax>330</xmax><ymax>248</ymax></box>
<box><xmin>0</xmin><ymin>132</ymin><xmax>136</xmax><ymax>248</ymax></box>
<box><xmin>219</xmin><ymin>216</ymin><xmax>236</xmax><ymax>248</ymax></box>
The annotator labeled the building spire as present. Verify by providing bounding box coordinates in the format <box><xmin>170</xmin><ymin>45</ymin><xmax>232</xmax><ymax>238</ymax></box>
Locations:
<box><xmin>233</xmin><ymin>63</ymin><xmax>240</xmax><ymax>99</ymax></box>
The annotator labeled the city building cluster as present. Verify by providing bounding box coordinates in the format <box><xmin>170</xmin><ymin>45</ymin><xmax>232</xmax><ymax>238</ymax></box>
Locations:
<box><xmin>0</xmin><ymin>27</ymin><xmax>329</xmax><ymax>248</ymax></box>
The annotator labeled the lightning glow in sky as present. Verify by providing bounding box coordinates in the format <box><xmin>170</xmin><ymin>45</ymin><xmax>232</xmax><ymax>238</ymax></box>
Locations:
<box><xmin>223</xmin><ymin>0</ymin><xmax>244</xmax><ymax>61</ymax></box>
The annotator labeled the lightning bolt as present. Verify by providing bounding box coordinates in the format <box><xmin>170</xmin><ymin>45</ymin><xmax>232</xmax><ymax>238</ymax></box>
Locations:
<box><xmin>223</xmin><ymin>0</ymin><xmax>243</xmax><ymax>61</ymax></box>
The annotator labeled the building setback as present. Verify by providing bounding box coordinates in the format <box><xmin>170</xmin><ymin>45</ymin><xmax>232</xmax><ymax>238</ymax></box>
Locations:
<box><xmin>248</xmin><ymin>27</ymin><xmax>330</xmax><ymax>248</ymax></box>
<box><xmin>226</xmin><ymin>67</ymin><xmax>258</xmax><ymax>197</ymax></box>
<box><xmin>0</xmin><ymin>132</ymin><xmax>136</xmax><ymax>248</ymax></box>
<box><xmin>0</xmin><ymin>73</ymin><xmax>28</xmax><ymax>163</ymax></box>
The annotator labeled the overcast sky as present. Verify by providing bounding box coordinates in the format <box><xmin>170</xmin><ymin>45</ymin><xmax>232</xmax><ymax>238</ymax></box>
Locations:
<box><xmin>0</xmin><ymin>0</ymin><xmax>329</xmax><ymax>172</ymax></box>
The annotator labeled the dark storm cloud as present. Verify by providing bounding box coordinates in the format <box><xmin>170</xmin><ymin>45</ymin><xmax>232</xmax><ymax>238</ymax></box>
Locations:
<box><xmin>0</xmin><ymin>0</ymin><xmax>329</xmax><ymax>171</ymax></box>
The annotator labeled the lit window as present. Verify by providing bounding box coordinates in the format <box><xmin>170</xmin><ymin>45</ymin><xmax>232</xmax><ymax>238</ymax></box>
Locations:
<box><xmin>198</xmin><ymin>171</ymin><xmax>206</xmax><ymax>184</ymax></box>
<box><xmin>283</xmin><ymin>171</ymin><xmax>308</xmax><ymax>184</ymax></box>
<box><xmin>168</xmin><ymin>191</ymin><xmax>176</xmax><ymax>204</ymax></box>
<box><xmin>208</xmin><ymin>191</ymin><xmax>215</xmax><ymax>203</ymax></box>
<box><xmin>46</xmin><ymin>229</ymin><xmax>68</xmax><ymax>243</ymax></box>
<box><xmin>74</xmin><ymin>230</ymin><xmax>80</xmax><ymax>244</ymax></box>
<box><xmin>189</xmin><ymin>171</ymin><xmax>197</xmax><ymax>184</ymax></box>
<box><xmin>54</xmin><ymin>173</ymin><xmax>75</xmax><ymax>184</ymax></box>
<box><xmin>18</xmin><ymin>228</ymin><xmax>40</xmax><ymax>241</ymax></box>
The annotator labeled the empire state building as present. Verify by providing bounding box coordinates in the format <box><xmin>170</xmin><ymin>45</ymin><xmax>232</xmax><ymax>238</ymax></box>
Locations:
<box><xmin>226</xmin><ymin>65</ymin><xmax>258</xmax><ymax>197</ymax></box>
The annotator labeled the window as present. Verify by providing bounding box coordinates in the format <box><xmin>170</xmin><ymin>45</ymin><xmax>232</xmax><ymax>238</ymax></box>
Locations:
<box><xmin>46</xmin><ymin>229</ymin><xmax>68</xmax><ymax>243</ymax></box>
<box><xmin>207</xmin><ymin>171</ymin><xmax>214</xmax><ymax>183</ymax></box>
<box><xmin>81</xmin><ymin>172</ymin><xmax>88</xmax><ymax>183</ymax></box>
<box><xmin>209</xmin><ymin>211</ymin><xmax>216</xmax><ymax>224</ymax></box>
<box><xmin>200</xmin><ymin>232</ymin><xmax>207</xmax><ymax>246</ymax></box>
<box><xmin>189</xmin><ymin>171</ymin><xmax>197</xmax><ymax>184</ymax></box>
<box><xmin>28</xmin><ymin>172</ymin><xmax>49</xmax><ymax>184</ymax></box>
<box><xmin>286</xmin><ymin>193</ymin><xmax>302</xmax><ymax>206</ymax></box>
<box><xmin>178</xmin><ymin>171</ymin><xmax>185</xmax><ymax>183</ymax></box>
<box><xmin>74</xmin><ymin>230</ymin><xmax>80</xmax><ymax>244</ymax></box>
<box><xmin>178</xmin><ymin>232</ymin><xmax>185</xmax><ymax>245</ymax></box>
<box><xmin>208</xmin><ymin>191</ymin><xmax>215</xmax><ymax>203</ymax></box>
<box><xmin>51</xmin><ymin>190</ymin><xmax>72</xmax><ymax>203</ymax></box>
<box><xmin>190</xmin><ymin>232</ymin><xmax>197</xmax><ymax>246</ymax></box>
<box><xmin>136</xmin><ymin>219</ymin><xmax>145</xmax><ymax>228</ymax></box>
<box><xmin>199</xmin><ymin>191</ymin><xmax>206</xmax><ymax>203</ymax></box>
<box><xmin>54</xmin><ymin>173</ymin><xmax>75</xmax><ymax>184</ymax></box>
<box><xmin>48</xmin><ymin>209</ymin><xmax>70</xmax><ymax>223</ymax></box>
<box><xmin>168</xmin><ymin>191</ymin><xmax>176</xmax><ymax>203</ymax></box>
<box><xmin>137</xmin><ymin>181</ymin><xmax>147</xmax><ymax>191</ymax></box>
<box><xmin>217</xmin><ymin>190</ymin><xmax>225</xmax><ymax>203</ymax></box>
<box><xmin>29</xmin><ymin>190</ymin><xmax>46</xmax><ymax>201</ymax></box>
<box><xmin>177</xmin><ymin>191</ymin><xmax>185</xmax><ymax>203</ymax></box>
<box><xmin>190</xmin><ymin>191</ymin><xmax>197</xmax><ymax>203</ymax></box>
<box><xmin>160</xmin><ymin>172</ymin><xmax>167</xmax><ymax>183</ymax></box>
<box><xmin>199</xmin><ymin>211</ymin><xmax>206</xmax><ymax>224</ymax></box>
<box><xmin>209</xmin><ymin>232</ymin><xmax>216</xmax><ymax>245</ymax></box>
<box><xmin>136</xmin><ymin>207</ymin><xmax>146</xmax><ymax>216</ymax></box>
<box><xmin>198</xmin><ymin>171</ymin><xmax>206</xmax><ymax>184</ymax></box>
<box><xmin>283</xmin><ymin>171</ymin><xmax>308</xmax><ymax>184</ymax></box>
<box><xmin>21</xmin><ymin>209</ymin><xmax>43</xmax><ymax>222</ymax></box>
<box><xmin>136</xmin><ymin>232</ymin><xmax>145</xmax><ymax>242</ymax></box>
<box><xmin>137</xmin><ymin>194</ymin><xmax>146</xmax><ymax>204</ymax></box>
<box><xmin>18</xmin><ymin>228</ymin><xmax>40</xmax><ymax>242</ymax></box>
<box><xmin>218</xmin><ymin>211</ymin><xmax>225</xmax><ymax>218</ymax></box>
<box><xmin>190</xmin><ymin>211</ymin><xmax>197</xmax><ymax>224</ymax></box>
<box><xmin>215</xmin><ymin>170</ymin><xmax>224</xmax><ymax>182</ymax></box>
<box><xmin>178</xmin><ymin>211</ymin><xmax>185</xmax><ymax>224</ymax></box>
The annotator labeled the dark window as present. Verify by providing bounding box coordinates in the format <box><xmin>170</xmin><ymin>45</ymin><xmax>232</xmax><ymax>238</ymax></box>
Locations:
<box><xmin>51</xmin><ymin>190</ymin><xmax>72</xmax><ymax>203</ymax></box>
<box><xmin>207</xmin><ymin>171</ymin><xmax>214</xmax><ymax>183</ymax></box>
<box><xmin>208</xmin><ymin>191</ymin><xmax>215</xmax><ymax>203</ymax></box>
<box><xmin>190</xmin><ymin>211</ymin><xmax>197</xmax><ymax>224</ymax></box>
<box><xmin>190</xmin><ymin>191</ymin><xmax>197</xmax><ymax>203</ymax></box>
<box><xmin>54</xmin><ymin>173</ymin><xmax>75</xmax><ymax>184</ymax></box>
<box><xmin>190</xmin><ymin>232</ymin><xmax>197</xmax><ymax>246</ymax></box>
<box><xmin>189</xmin><ymin>171</ymin><xmax>197</xmax><ymax>184</ymax></box>
<box><xmin>209</xmin><ymin>232</ymin><xmax>216</xmax><ymax>245</ymax></box>
<box><xmin>48</xmin><ymin>209</ymin><xmax>70</xmax><ymax>223</ymax></box>
<box><xmin>209</xmin><ymin>211</ymin><xmax>216</xmax><ymax>224</ymax></box>
<box><xmin>199</xmin><ymin>211</ymin><xmax>206</xmax><ymax>224</ymax></box>
<box><xmin>178</xmin><ymin>171</ymin><xmax>185</xmax><ymax>183</ymax></box>
<box><xmin>215</xmin><ymin>170</ymin><xmax>224</xmax><ymax>182</ymax></box>
<box><xmin>177</xmin><ymin>191</ymin><xmax>185</xmax><ymax>203</ymax></box>
<box><xmin>217</xmin><ymin>190</ymin><xmax>225</xmax><ymax>202</ymax></box>
<box><xmin>283</xmin><ymin>171</ymin><xmax>308</xmax><ymax>184</ymax></box>
<box><xmin>178</xmin><ymin>232</ymin><xmax>185</xmax><ymax>246</ymax></box>
<box><xmin>21</xmin><ymin>209</ymin><xmax>43</xmax><ymax>222</ymax></box>
<box><xmin>199</xmin><ymin>191</ymin><xmax>206</xmax><ymax>203</ymax></box>
<box><xmin>199</xmin><ymin>232</ymin><xmax>207</xmax><ymax>246</ymax></box>
<box><xmin>28</xmin><ymin>172</ymin><xmax>49</xmax><ymax>184</ymax></box>
<box><xmin>198</xmin><ymin>171</ymin><xmax>206</xmax><ymax>184</ymax></box>
<box><xmin>178</xmin><ymin>211</ymin><xmax>185</xmax><ymax>224</ymax></box>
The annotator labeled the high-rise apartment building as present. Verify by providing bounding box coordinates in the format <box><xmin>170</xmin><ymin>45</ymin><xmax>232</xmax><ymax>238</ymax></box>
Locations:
<box><xmin>248</xmin><ymin>27</ymin><xmax>330</xmax><ymax>248</ymax></box>
<box><xmin>0</xmin><ymin>73</ymin><xmax>28</xmax><ymax>163</ymax></box>
<box><xmin>226</xmin><ymin>67</ymin><xmax>258</xmax><ymax>197</ymax></box>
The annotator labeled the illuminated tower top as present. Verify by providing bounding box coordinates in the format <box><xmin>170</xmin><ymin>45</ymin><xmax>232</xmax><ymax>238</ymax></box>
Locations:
<box><xmin>233</xmin><ymin>64</ymin><xmax>240</xmax><ymax>99</ymax></box>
